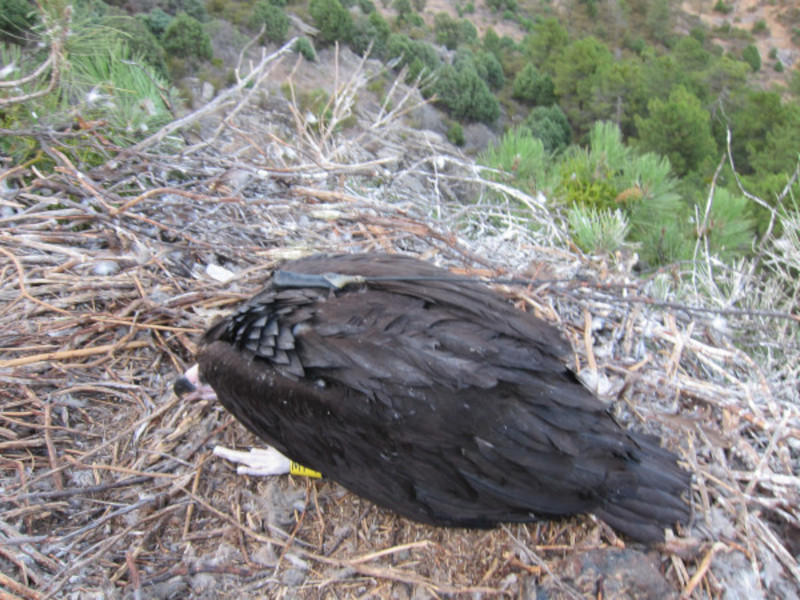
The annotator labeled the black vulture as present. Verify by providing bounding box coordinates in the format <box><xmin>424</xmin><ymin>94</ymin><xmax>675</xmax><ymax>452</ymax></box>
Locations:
<box><xmin>176</xmin><ymin>253</ymin><xmax>689</xmax><ymax>542</ymax></box>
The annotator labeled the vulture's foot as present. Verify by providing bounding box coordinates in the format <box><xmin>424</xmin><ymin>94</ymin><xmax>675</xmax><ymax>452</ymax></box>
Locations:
<box><xmin>213</xmin><ymin>445</ymin><xmax>292</xmax><ymax>477</ymax></box>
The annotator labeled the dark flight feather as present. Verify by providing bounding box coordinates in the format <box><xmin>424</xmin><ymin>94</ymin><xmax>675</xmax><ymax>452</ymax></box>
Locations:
<box><xmin>195</xmin><ymin>253</ymin><xmax>690</xmax><ymax>542</ymax></box>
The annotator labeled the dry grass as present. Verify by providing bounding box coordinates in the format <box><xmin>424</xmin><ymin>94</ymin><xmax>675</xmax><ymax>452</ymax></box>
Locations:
<box><xmin>1</xmin><ymin>42</ymin><xmax>798</xmax><ymax>599</ymax></box>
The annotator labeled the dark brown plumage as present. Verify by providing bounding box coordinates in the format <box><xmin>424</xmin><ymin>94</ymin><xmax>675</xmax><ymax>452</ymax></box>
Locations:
<box><xmin>191</xmin><ymin>253</ymin><xmax>689</xmax><ymax>542</ymax></box>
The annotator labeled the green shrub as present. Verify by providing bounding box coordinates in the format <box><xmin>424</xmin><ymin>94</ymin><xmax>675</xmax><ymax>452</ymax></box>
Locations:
<box><xmin>104</xmin><ymin>15</ymin><xmax>168</xmax><ymax>76</ymax></box>
<box><xmin>310</xmin><ymin>0</ymin><xmax>353</xmax><ymax>44</ymax></box>
<box><xmin>140</xmin><ymin>8</ymin><xmax>172</xmax><ymax>38</ymax></box>
<box><xmin>696</xmin><ymin>188</ymin><xmax>757</xmax><ymax>261</ymax></box>
<box><xmin>452</xmin><ymin>48</ymin><xmax>504</xmax><ymax>90</ymax></box>
<box><xmin>350</xmin><ymin>11</ymin><xmax>390</xmax><ymax>57</ymax></box>
<box><xmin>293</xmin><ymin>37</ymin><xmax>316</xmax><ymax>60</ymax></box>
<box><xmin>167</xmin><ymin>0</ymin><xmax>208</xmax><ymax>22</ymax></box>
<box><xmin>162</xmin><ymin>13</ymin><xmax>212</xmax><ymax>61</ymax></box>
<box><xmin>433</xmin><ymin>63</ymin><xmax>500</xmax><ymax>124</ymax></box>
<box><xmin>512</xmin><ymin>64</ymin><xmax>555</xmax><ymax>106</ymax></box>
<box><xmin>406</xmin><ymin>13</ymin><xmax>424</xmax><ymax>27</ymax></box>
<box><xmin>567</xmin><ymin>206</ymin><xmax>629</xmax><ymax>256</ymax></box>
<box><xmin>207</xmin><ymin>0</ymin><xmax>227</xmax><ymax>17</ymax></box>
<box><xmin>742</xmin><ymin>44</ymin><xmax>761</xmax><ymax>72</ymax></box>
<box><xmin>253</xmin><ymin>1</ymin><xmax>289</xmax><ymax>42</ymax></box>
<box><xmin>2</xmin><ymin>28</ymin><xmax>178</xmax><ymax>166</ymax></box>
<box><xmin>393</xmin><ymin>0</ymin><xmax>413</xmax><ymax>19</ymax></box>
<box><xmin>634</xmin><ymin>86</ymin><xmax>717</xmax><ymax>177</ymax></box>
<box><xmin>447</xmin><ymin>121</ymin><xmax>464</xmax><ymax>146</ymax></box>
<box><xmin>476</xmin><ymin>50</ymin><xmax>504</xmax><ymax>90</ymax></box>
<box><xmin>386</xmin><ymin>33</ymin><xmax>440</xmax><ymax>82</ymax></box>
<box><xmin>622</xmin><ymin>35</ymin><xmax>646</xmax><ymax>54</ymax></box>
<box><xmin>554</xmin><ymin>122</ymin><xmax>691</xmax><ymax>266</ymax></box>
<box><xmin>478</xmin><ymin>128</ymin><xmax>550</xmax><ymax>189</ymax></box>
<box><xmin>434</xmin><ymin>12</ymin><xmax>477</xmax><ymax>49</ymax></box>
<box><xmin>752</xmin><ymin>19</ymin><xmax>768</xmax><ymax>35</ymax></box>
<box><xmin>524</xmin><ymin>105</ymin><xmax>571</xmax><ymax>153</ymax></box>
<box><xmin>689</xmin><ymin>26</ymin><xmax>706</xmax><ymax>44</ymax></box>
<box><xmin>712</xmin><ymin>0</ymin><xmax>731</xmax><ymax>14</ymax></box>
<box><xmin>774</xmin><ymin>60</ymin><xmax>784</xmax><ymax>72</ymax></box>
<box><xmin>0</xmin><ymin>0</ymin><xmax>38</xmax><ymax>42</ymax></box>
<box><xmin>581</xmin><ymin>0</ymin><xmax>598</xmax><ymax>18</ymax></box>
<box><xmin>486</xmin><ymin>0</ymin><xmax>515</xmax><ymax>11</ymax></box>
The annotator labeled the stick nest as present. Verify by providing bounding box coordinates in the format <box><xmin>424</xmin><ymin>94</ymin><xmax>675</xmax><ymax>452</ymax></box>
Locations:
<box><xmin>1</xmin><ymin>42</ymin><xmax>798</xmax><ymax>599</ymax></box>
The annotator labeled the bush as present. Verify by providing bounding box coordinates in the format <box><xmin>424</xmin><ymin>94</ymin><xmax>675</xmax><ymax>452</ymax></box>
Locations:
<box><xmin>486</xmin><ymin>0</ymin><xmax>515</xmax><ymax>11</ymax></box>
<box><xmin>476</xmin><ymin>50</ymin><xmax>504</xmax><ymax>90</ymax></box>
<box><xmin>567</xmin><ymin>206</ymin><xmax>630</xmax><ymax>256</ymax></box>
<box><xmin>478</xmin><ymin>128</ymin><xmax>550</xmax><ymax>189</ymax></box>
<box><xmin>752</xmin><ymin>19</ymin><xmax>768</xmax><ymax>35</ymax></box>
<box><xmin>405</xmin><ymin>12</ymin><xmax>424</xmax><ymax>27</ymax></box>
<box><xmin>2</xmin><ymin>29</ymin><xmax>179</xmax><ymax>166</ymax></box>
<box><xmin>0</xmin><ymin>0</ymin><xmax>38</xmax><ymax>42</ymax></box>
<box><xmin>386</xmin><ymin>34</ymin><xmax>440</xmax><ymax>81</ymax></box>
<box><xmin>434</xmin><ymin>12</ymin><xmax>474</xmax><ymax>50</ymax></box>
<box><xmin>635</xmin><ymin>86</ymin><xmax>716</xmax><ymax>177</ymax></box>
<box><xmin>622</xmin><ymin>35</ymin><xmax>646</xmax><ymax>54</ymax></box>
<box><xmin>742</xmin><ymin>44</ymin><xmax>761</xmax><ymax>72</ymax></box>
<box><xmin>554</xmin><ymin>122</ymin><xmax>691</xmax><ymax>266</ymax></box>
<box><xmin>104</xmin><ymin>16</ymin><xmax>168</xmax><ymax>76</ymax></box>
<box><xmin>350</xmin><ymin>11</ymin><xmax>391</xmax><ymax>57</ymax></box>
<box><xmin>253</xmin><ymin>1</ymin><xmax>289</xmax><ymax>43</ymax></box>
<box><xmin>512</xmin><ymin>63</ymin><xmax>555</xmax><ymax>106</ymax></box>
<box><xmin>712</xmin><ymin>0</ymin><xmax>731</xmax><ymax>14</ymax></box>
<box><xmin>310</xmin><ymin>0</ymin><xmax>353</xmax><ymax>44</ymax></box>
<box><xmin>167</xmin><ymin>0</ymin><xmax>208</xmax><ymax>22</ymax></box>
<box><xmin>392</xmin><ymin>0</ymin><xmax>413</xmax><ymax>19</ymax></box>
<box><xmin>433</xmin><ymin>63</ymin><xmax>500</xmax><ymax>124</ymax></box>
<box><xmin>698</xmin><ymin>188</ymin><xmax>757</xmax><ymax>261</ymax></box>
<box><xmin>140</xmin><ymin>8</ymin><xmax>172</xmax><ymax>38</ymax></box>
<box><xmin>452</xmin><ymin>48</ymin><xmax>504</xmax><ymax>90</ymax></box>
<box><xmin>689</xmin><ymin>26</ymin><xmax>706</xmax><ymax>45</ymax></box>
<box><xmin>447</xmin><ymin>121</ymin><xmax>464</xmax><ymax>146</ymax></box>
<box><xmin>293</xmin><ymin>37</ymin><xmax>316</xmax><ymax>60</ymax></box>
<box><xmin>162</xmin><ymin>13</ymin><xmax>212</xmax><ymax>61</ymax></box>
<box><xmin>524</xmin><ymin>104</ymin><xmax>571</xmax><ymax>153</ymax></box>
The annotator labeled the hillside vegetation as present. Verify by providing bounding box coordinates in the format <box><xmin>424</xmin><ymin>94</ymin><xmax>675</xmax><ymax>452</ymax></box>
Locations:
<box><xmin>2</xmin><ymin>0</ymin><xmax>799</xmax><ymax>268</ymax></box>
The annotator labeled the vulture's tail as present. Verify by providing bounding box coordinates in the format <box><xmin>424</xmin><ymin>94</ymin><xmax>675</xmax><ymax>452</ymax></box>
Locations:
<box><xmin>596</xmin><ymin>435</ymin><xmax>691</xmax><ymax>542</ymax></box>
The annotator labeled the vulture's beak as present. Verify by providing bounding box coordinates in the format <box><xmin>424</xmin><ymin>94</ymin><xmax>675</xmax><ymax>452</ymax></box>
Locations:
<box><xmin>173</xmin><ymin>363</ymin><xmax>200</xmax><ymax>396</ymax></box>
<box><xmin>173</xmin><ymin>374</ymin><xmax>197</xmax><ymax>396</ymax></box>
<box><xmin>174</xmin><ymin>364</ymin><xmax>216</xmax><ymax>400</ymax></box>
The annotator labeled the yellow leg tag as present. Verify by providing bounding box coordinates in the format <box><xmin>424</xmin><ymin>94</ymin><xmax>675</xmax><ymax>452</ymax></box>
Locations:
<box><xmin>290</xmin><ymin>461</ymin><xmax>322</xmax><ymax>478</ymax></box>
